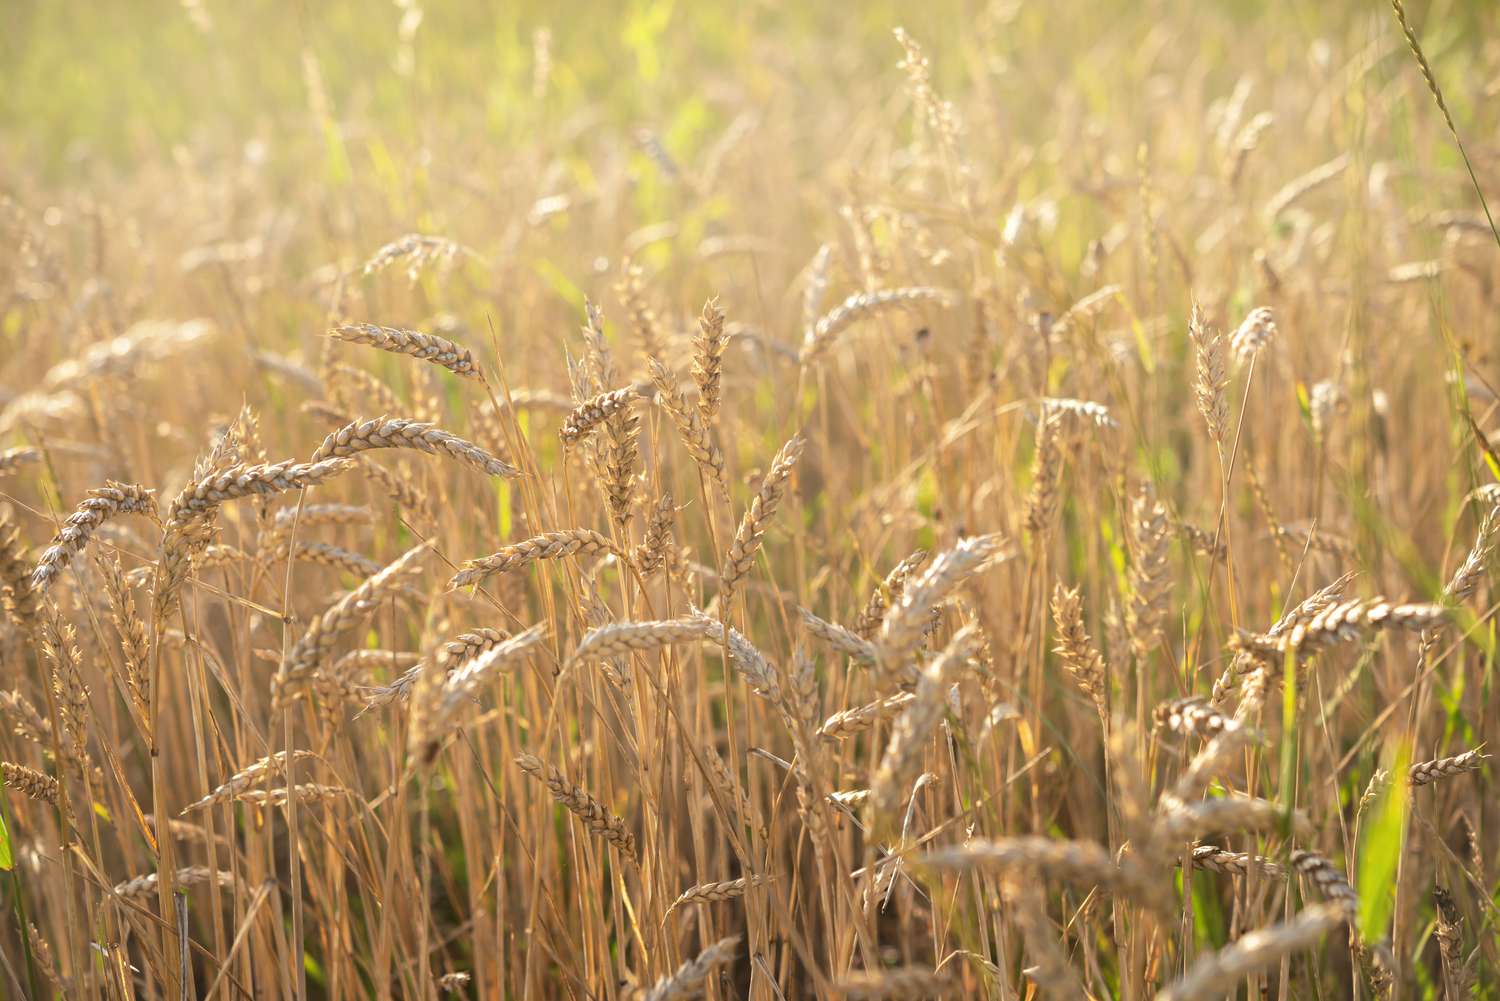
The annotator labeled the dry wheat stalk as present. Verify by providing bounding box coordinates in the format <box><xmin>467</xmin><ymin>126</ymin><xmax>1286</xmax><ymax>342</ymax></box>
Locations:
<box><xmin>29</xmin><ymin>482</ymin><xmax>156</xmax><ymax>593</ymax></box>
<box><xmin>559</xmin><ymin>387</ymin><xmax>638</xmax><ymax>446</ymax></box>
<box><xmin>1408</xmin><ymin>747</ymin><xmax>1488</xmax><ymax>786</ymax></box>
<box><xmin>329</xmin><ymin>322</ymin><xmax>482</xmax><ymax>380</ymax></box>
<box><xmin>449</xmin><ymin>529</ymin><xmax>619</xmax><ymax>589</ymax></box>
<box><xmin>1</xmin><ymin>761</ymin><xmax>60</xmax><ymax>804</ymax></box>
<box><xmin>721</xmin><ymin>434</ymin><xmax>804</xmax><ymax>598</ymax></box>
<box><xmin>311</xmin><ymin>416</ymin><xmax>518</xmax><ymax>477</ymax></box>
<box><xmin>514</xmin><ymin>752</ymin><xmax>637</xmax><ymax>861</ymax></box>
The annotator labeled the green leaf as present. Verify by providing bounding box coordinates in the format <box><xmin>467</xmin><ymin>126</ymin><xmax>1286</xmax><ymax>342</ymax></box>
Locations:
<box><xmin>1357</xmin><ymin>743</ymin><xmax>1411</xmax><ymax>940</ymax></box>
<box><xmin>0</xmin><ymin>808</ymin><xmax>12</xmax><ymax>871</ymax></box>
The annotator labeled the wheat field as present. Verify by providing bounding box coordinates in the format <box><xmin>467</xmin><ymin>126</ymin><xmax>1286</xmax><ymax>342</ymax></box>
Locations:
<box><xmin>2</xmin><ymin>1</ymin><xmax>1498</xmax><ymax>998</ymax></box>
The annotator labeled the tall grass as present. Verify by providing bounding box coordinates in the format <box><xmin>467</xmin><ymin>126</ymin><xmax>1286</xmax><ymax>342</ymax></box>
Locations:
<box><xmin>1</xmin><ymin>1</ymin><xmax>1497</xmax><ymax>998</ymax></box>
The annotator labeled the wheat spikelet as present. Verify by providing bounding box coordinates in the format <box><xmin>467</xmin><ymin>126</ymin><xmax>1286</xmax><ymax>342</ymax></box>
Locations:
<box><xmin>647</xmin><ymin>357</ymin><xmax>727</xmax><ymax>490</ymax></box>
<box><xmin>329</xmin><ymin>322</ymin><xmax>482</xmax><ymax>380</ymax></box>
<box><xmin>1154</xmin><ymin>696</ymin><xmax>1234</xmax><ymax>740</ymax></box>
<box><xmin>29</xmin><ymin>481</ymin><xmax>156</xmax><ymax>593</ymax></box>
<box><xmin>667</xmin><ymin>874</ymin><xmax>771</xmax><ymax>913</ymax></box>
<box><xmin>0</xmin><ymin>446</ymin><xmax>40</xmax><ymax>476</ymax></box>
<box><xmin>276</xmin><ymin>543</ymin><xmax>430</xmax><ymax>697</ymax></box>
<box><xmin>0</xmin><ymin>689</ymin><xmax>50</xmax><ymax>745</ymax></box>
<box><xmin>637</xmin><ymin>936</ymin><xmax>739</xmax><ymax>1001</ymax></box>
<box><xmin>235</xmin><ymin>784</ymin><xmax>353</xmax><ymax>808</ymax></box>
<box><xmin>311</xmin><ymin>416</ymin><xmax>518</xmax><ymax>477</ymax></box>
<box><xmin>113</xmin><ymin>866</ymin><xmax>235</xmax><ymax>898</ymax></box>
<box><xmin>1233</xmin><ymin>597</ymin><xmax>1444</xmax><ymax>658</ymax></box>
<box><xmin>1188</xmin><ymin>301</ymin><xmax>1228</xmax><ymax>448</ymax></box>
<box><xmin>1158</xmin><ymin>795</ymin><xmax>1309</xmax><ymax>843</ymax></box>
<box><xmin>1006</xmin><ymin>876</ymin><xmax>1087</xmax><ymax>1001</ymax></box>
<box><xmin>1290</xmin><ymin>849</ymin><xmax>1358</xmax><ymax>918</ymax></box>
<box><xmin>1126</xmin><ymin>485</ymin><xmax>1171</xmax><ymax>658</ymax></box>
<box><xmin>434</xmin><ymin>624</ymin><xmax>547</xmax><ymax>714</ymax></box>
<box><xmin>360</xmin><ymin>233</ymin><xmax>468</xmax><ymax>280</ymax></box>
<box><xmin>721</xmin><ymin>434</ymin><xmax>804</xmax><ymax>598</ymax></box>
<box><xmin>1409</xmin><ymin>747</ymin><xmax>1488</xmax><ymax>786</ymax></box>
<box><xmin>1433</xmin><ymin>886</ymin><xmax>1472</xmax><ymax>998</ymax></box>
<box><xmin>570</xmin><ymin>617</ymin><xmax>716</xmax><ymax>664</ymax></box>
<box><xmin>514</xmin><ymin>752</ymin><xmax>637</xmax><ymax>860</ymax></box>
<box><xmin>876</xmin><ymin>534</ymin><xmax>1005</xmax><ymax>677</ymax></box>
<box><xmin>856</xmin><ymin>549</ymin><xmax>929</xmax><ymax>639</ymax></box>
<box><xmin>920</xmin><ymin>836</ymin><xmax>1156</xmax><ymax>904</ymax></box>
<box><xmin>800</xmin><ymin>286</ymin><xmax>956</xmax><ymax>362</ymax></box>
<box><xmin>632</xmin><ymin>492</ymin><xmax>675</xmax><ymax>575</ymax></box>
<box><xmin>1229</xmin><ymin>306</ymin><xmax>1276</xmax><ymax>361</ymax></box>
<box><xmin>168</xmin><ymin>458</ymin><xmax>354</xmax><ymax>520</ymax></box>
<box><xmin>1185</xmin><ymin>844</ymin><xmax>1285</xmax><ymax>879</ymax></box>
<box><xmin>449</xmin><ymin>529</ymin><xmax>618</xmax><ymax>589</ymax></box>
<box><xmin>615</xmin><ymin>259</ymin><xmax>666</xmax><ymax>361</ymax></box>
<box><xmin>818</xmin><ymin>692</ymin><xmax>915</xmax><ymax>740</ymax></box>
<box><xmin>264</xmin><ymin>540</ymin><xmax>381</xmax><ymax>578</ymax></box>
<box><xmin>1210</xmin><ymin>573</ymin><xmax>1355</xmax><ymax>705</ymax></box>
<box><xmin>1050</xmin><ymin>584</ymin><xmax>1108</xmax><ymax>720</ymax></box>
<box><xmin>1024</xmin><ymin>407</ymin><xmax>1064</xmax><ymax>535</ymax></box>
<box><xmin>871</xmin><ymin>625</ymin><xmax>981</xmax><ymax>822</ymax></box>
<box><xmin>1040</xmin><ymin>396</ymin><xmax>1118</xmax><ymax>430</ymax></box>
<box><xmin>799</xmin><ymin>607</ymin><xmax>879</xmax><ymax>664</ymax></box>
<box><xmin>558</xmin><ymin>387</ymin><xmax>637</xmax><ymax>445</ymax></box>
<box><xmin>1</xmin><ymin>761</ymin><xmax>59</xmax><ymax>804</ymax></box>
<box><xmin>182</xmin><ymin>750</ymin><xmax>321</xmax><ymax>812</ymax></box>
<box><xmin>834</xmin><ymin>965</ymin><xmax>954</xmax><ymax>999</ymax></box>
<box><xmin>1156</xmin><ymin>904</ymin><xmax>1343</xmax><ymax>1001</ymax></box>
<box><xmin>0</xmin><ymin>517</ymin><xmax>40</xmax><ymax>629</ymax></box>
<box><xmin>693</xmin><ymin>297</ymin><xmax>726</xmax><ymax>425</ymax></box>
